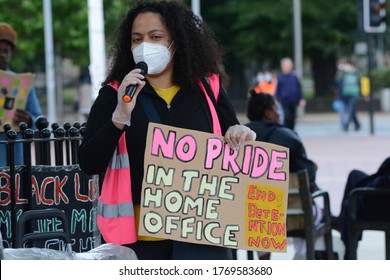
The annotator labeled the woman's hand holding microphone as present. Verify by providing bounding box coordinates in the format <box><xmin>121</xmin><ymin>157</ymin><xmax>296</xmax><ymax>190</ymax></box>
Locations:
<box><xmin>112</xmin><ymin>63</ymin><xmax>148</xmax><ymax>129</ymax></box>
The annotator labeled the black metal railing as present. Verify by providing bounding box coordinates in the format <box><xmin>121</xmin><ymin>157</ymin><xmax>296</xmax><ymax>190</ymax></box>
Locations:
<box><xmin>0</xmin><ymin>118</ymin><xmax>98</xmax><ymax>252</ymax></box>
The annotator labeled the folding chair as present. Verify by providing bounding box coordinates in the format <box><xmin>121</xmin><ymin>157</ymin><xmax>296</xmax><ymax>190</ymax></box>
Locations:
<box><xmin>347</xmin><ymin>187</ymin><xmax>390</xmax><ymax>260</ymax></box>
<box><xmin>287</xmin><ymin>170</ymin><xmax>334</xmax><ymax>259</ymax></box>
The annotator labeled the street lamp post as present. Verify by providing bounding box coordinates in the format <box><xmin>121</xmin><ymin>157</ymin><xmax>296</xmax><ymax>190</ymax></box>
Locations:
<box><xmin>192</xmin><ymin>0</ymin><xmax>201</xmax><ymax>18</ymax></box>
<box><xmin>88</xmin><ymin>0</ymin><xmax>107</xmax><ymax>101</ymax></box>
<box><xmin>293</xmin><ymin>0</ymin><xmax>303</xmax><ymax>80</ymax></box>
<box><xmin>43</xmin><ymin>0</ymin><xmax>56</xmax><ymax>124</ymax></box>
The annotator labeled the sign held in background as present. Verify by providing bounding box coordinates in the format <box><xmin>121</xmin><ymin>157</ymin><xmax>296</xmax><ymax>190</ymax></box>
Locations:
<box><xmin>0</xmin><ymin>70</ymin><xmax>35</xmax><ymax>130</ymax></box>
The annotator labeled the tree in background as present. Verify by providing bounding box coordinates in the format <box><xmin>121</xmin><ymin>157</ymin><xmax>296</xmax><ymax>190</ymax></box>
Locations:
<box><xmin>0</xmin><ymin>0</ymin><xmax>130</xmax><ymax>72</ymax></box>
<box><xmin>0</xmin><ymin>0</ymin><xmax>384</xmax><ymax>101</ymax></box>
<box><xmin>302</xmin><ymin>0</ymin><xmax>357</xmax><ymax>97</ymax></box>
<box><xmin>196</xmin><ymin>0</ymin><xmax>360</xmax><ymax>99</ymax></box>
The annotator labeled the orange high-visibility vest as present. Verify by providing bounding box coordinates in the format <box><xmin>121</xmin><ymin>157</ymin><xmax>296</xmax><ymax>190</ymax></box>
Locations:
<box><xmin>254</xmin><ymin>79</ymin><xmax>277</xmax><ymax>95</ymax></box>
<box><xmin>97</xmin><ymin>75</ymin><xmax>221</xmax><ymax>244</ymax></box>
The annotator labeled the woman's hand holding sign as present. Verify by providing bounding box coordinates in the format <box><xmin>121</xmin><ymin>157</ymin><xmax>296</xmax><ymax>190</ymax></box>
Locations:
<box><xmin>224</xmin><ymin>124</ymin><xmax>257</xmax><ymax>151</ymax></box>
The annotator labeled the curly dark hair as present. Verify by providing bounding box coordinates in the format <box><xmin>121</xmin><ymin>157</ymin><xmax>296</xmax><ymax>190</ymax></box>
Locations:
<box><xmin>104</xmin><ymin>0</ymin><xmax>224</xmax><ymax>90</ymax></box>
<box><xmin>246</xmin><ymin>92</ymin><xmax>276</xmax><ymax>122</ymax></box>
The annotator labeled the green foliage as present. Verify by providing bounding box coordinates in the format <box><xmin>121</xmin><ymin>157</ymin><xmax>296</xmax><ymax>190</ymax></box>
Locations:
<box><xmin>0</xmin><ymin>0</ymin><xmax>129</xmax><ymax>72</ymax></box>
<box><xmin>200</xmin><ymin>0</ymin><xmax>358</xmax><ymax>69</ymax></box>
<box><xmin>196</xmin><ymin>0</ymin><xmax>361</xmax><ymax>98</ymax></box>
<box><xmin>0</xmin><ymin>0</ymin><xmax>373</xmax><ymax>99</ymax></box>
<box><xmin>201</xmin><ymin>0</ymin><xmax>292</xmax><ymax>66</ymax></box>
<box><xmin>372</xmin><ymin>68</ymin><xmax>390</xmax><ymax>90</ymax></box>
<box><xmin>302</xmin><ymin>0</ymin><xmax>357</xmax><ymax>56</ymax></box>
<box><xmin>0</xmin><ymin>0</ymin><xmax>362</xmax><ymax>70</ymax></box>
<box><xmin>0</xmin><ymin>0</ymin><xmax>43</xmax><ymax>71</ymax></box>
<box><xmin>63</xmin><ymin>87</ymin><xmax>77</xmax><ymax>105</ymax></box>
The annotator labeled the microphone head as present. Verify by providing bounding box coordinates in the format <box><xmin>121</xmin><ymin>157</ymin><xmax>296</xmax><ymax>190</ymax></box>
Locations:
<box><xmin>135</xmin><ymin>61</ymin><xmax>148</xmax><ymax>75</ymax></box>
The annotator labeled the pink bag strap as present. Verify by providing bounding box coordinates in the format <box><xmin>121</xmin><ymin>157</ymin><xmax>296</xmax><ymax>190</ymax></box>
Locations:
<box><xmin>197</xmin><ymin>74</ymin><xmax>222</xmax><ymax>136</ymax></box>
<box><xmin>108</xmin><ymin>81</ymin><xmax>119</xmax><ymax>91</ymax></box>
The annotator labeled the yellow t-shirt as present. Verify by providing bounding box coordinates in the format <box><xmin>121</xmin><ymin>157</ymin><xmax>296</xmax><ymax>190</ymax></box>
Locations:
<box><xmin>152</xmin><ymin>84</ymin><xmax>180</xmax><ymax>105</ymax></box>
<box><xmin>136</xmin><ymin>83</ymin><xmax>180</xmax><ymax>241</ymax></box>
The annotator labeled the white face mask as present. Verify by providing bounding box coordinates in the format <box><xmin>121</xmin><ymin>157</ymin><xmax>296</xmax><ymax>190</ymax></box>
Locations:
<box><xmin>132</xmin><ymin>41</ymin><xmax>174</xmax><ymax>75</ymax></box>
<box><xmin>256</xmin><ymin>74</ymin><xmax>264</xmax><ymax>82</ymax></box>
<box><xmin>264</xmin><ymin>74</ymin><xmax>272</xmax><ymax>82</ymax></box>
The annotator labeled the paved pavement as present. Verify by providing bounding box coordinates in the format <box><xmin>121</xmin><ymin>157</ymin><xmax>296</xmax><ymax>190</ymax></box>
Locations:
<box><xmin>238</xmin><ymin>110</ymin><xmax>390</xmax><ymax>260</ymax></box>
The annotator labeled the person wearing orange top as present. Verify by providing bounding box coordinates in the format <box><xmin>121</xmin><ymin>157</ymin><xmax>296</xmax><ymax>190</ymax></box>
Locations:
<box><xmin>252</xmin><ymin>70</ymin><xmax>284</xmax><ymax>124</ymax></box>
<box><xmin>253</xmin><ymin>70</ymin><xmax>277</xmax><ymax>95</ymax></box>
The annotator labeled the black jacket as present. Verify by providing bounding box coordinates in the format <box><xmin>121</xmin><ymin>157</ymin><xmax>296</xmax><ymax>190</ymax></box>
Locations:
<box><xmin>245</xmin><ymin>120</ymin><xmax>318</xmax><ymax>192</ymax></box>
<box><xmin>79</xmin><ymin>81</ymin><xmax>239</xmax><ymax>204</ymax></box>
<box><xmin>356</xmin><ymin>157</ymin><xmax>390</xmax><ymax>219</ymax></box>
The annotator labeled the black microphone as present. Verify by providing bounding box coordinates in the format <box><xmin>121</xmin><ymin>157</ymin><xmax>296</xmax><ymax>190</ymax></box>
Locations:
<box><xmin>122</xmin><ymin>61</ymin><xmax>148</xmax><ymax>103</ymax></box>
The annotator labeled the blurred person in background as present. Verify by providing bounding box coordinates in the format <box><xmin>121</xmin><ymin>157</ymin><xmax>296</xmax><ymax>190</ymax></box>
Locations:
<box><xmin>332</xmin><ymin>157</ymin><xmax>390</xmax><ymax>259</ymax></box>
<box><xmin>0</xmin><ymin>22</ymin><xmax>42</xmax><ymax>166</ymax></box>
<box><xmin>253</xmin><ymin>69</ymin><xmax>277</xmax><ymax>95</ymax></box>
<box><xmin>275</xmin><ymin>57</ymin><xmax>305</xmax><ymax>130</ymax></box>
<box><xmin>253</xmin><ymin>68</ymin><xmax>284</xmax><ymax>124</ymax></box>
<box><xmin>245</xmin><ymin>91</ymin><xmax>321</xmax><ymax>259</ymax></box>
<box><xmin>336</xmin><ymin>60</ymin><xmax>361</xmax><ymax>132</ymax></box>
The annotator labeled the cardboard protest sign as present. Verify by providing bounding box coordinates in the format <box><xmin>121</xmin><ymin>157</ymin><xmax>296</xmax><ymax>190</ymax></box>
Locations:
<box><xmin>0</xmin><ymin>70</ymin><xmax>35</xmax><ymax>130</ymax></box>
<box><xmin>139</xmin><ymin>123</ymin><xmax>289</xmax><ymax>253</ymax></box>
